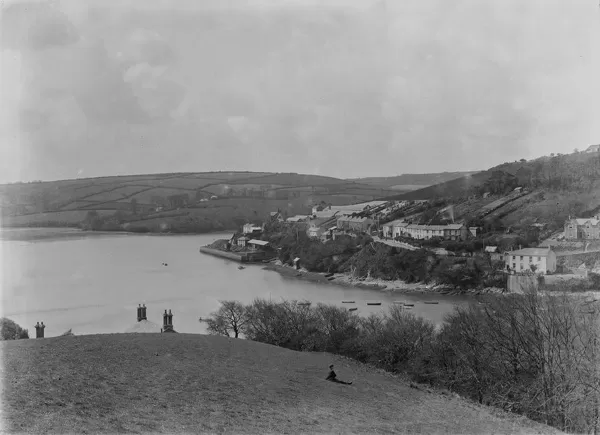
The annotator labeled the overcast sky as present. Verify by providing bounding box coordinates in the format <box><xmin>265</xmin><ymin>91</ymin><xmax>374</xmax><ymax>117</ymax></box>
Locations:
<box><xmin>1</xmin><ymin>0</ymin><xmax>599</xmax><ymax>182</ymax></box>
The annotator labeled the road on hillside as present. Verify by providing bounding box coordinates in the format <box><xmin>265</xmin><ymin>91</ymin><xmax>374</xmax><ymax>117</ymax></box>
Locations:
<box><xmin>372</xmin><ymin>236</ymin><xmax>418</xmax><ymax>250</ymax></box>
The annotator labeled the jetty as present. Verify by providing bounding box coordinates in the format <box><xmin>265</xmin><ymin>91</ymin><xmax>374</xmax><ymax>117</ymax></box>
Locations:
<box><xmin>199</xmin><ymin>246</ymin><xmax>271</xmax><ymax>263</ymax></box>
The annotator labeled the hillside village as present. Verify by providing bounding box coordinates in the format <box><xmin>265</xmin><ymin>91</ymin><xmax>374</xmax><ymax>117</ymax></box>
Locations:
<box><xmin>2</xmin><ymin>147</ymin><xmax>600</xmax><ymax>290</ymax></box>
<box><xmin>214</xmin><ymin>146</ymin><xmax>600</xmax><ymax>292</ymax></box>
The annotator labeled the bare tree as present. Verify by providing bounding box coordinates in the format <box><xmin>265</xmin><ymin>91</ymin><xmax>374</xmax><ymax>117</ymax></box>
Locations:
<box><xmin>200</xmin><ymin>300</ymin><xmax>248</xmax><ymax>338</ymax></box>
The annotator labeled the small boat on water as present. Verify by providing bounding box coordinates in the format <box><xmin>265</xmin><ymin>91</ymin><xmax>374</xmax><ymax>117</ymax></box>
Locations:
<box><xmin>367</xmin><ymin>302</ymin><xmax>382</xmax><ymax>306</ymax></box>
<box><xmin>324</xmin><ymin>273</ymin><xmax>334</xmax><ymax>278</ymax></box>
<box><xmin>342</xmin><ymin>301</ymin><xmax>355</xmax><ymax>304</ymax></box>
<box><xmin>423</xmin><ymin>301</ymin><xmax>439</xmax><ymax>304</ymax></box>
<box><xmin>403</xmin><ymin>303</ymin><xmax>414</xmax><ymax>307</ymax></box>
<box><xmin>238</xmin><ymin>266</ymin><xmax>245</xmax><ymax>270</ymax></box>
<box><xmin>349</xmin><ymin>308</ymin><xmax>358</xmax><ymax>312</ymax></box>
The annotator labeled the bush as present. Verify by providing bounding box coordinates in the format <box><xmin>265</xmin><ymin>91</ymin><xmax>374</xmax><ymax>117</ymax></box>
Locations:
<box><xmin>0</xmin><ymin>318</ymin><xmax>29</xmax><ymax>340</ymax></box>
<box><xmin>212</xmin><ymin>294</ymin><xmax>600</xmax><ymax>434</ymax></box>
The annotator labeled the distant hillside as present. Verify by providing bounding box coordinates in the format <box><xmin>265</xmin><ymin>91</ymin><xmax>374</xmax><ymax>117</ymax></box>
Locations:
<box><xmin>1</xmin><ymin>333</ymin><xmax>558</xmax><ymax>434</ymax></box>
<box><xmin>0</xmin><ymin>171</ymin><xmax>398</xmax><ymax>232</ymax></box>
<box><xmin>381</xmin><ymin>151</ymin><xmax>600</xmax><ymax>235</ymax></box>
<box><xmin>349</xmin><ymin>171</ymin><xmax>477</xmax><ymax>191</ymax></box>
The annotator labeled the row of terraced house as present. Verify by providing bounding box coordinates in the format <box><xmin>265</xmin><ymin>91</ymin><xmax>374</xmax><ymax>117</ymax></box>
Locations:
<box><xmin>382</xmin><ymin>219</ymin><xmax>470</xmax><ymax>241</ymax></box>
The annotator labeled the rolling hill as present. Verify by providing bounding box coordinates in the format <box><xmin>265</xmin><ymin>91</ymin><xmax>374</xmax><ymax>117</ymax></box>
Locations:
<box><xmin>0</xmin><ymin>172</ymin><xmax>399</xmax><ymax>232</ymax></box>
<box><xmin>381</xmin><ymin>151</ymin><xmax>600</xmax><ymax>234</ymax></box>
<box><xmin>349</xmin><ymin>171</ymin><xmax>478</xmax><ymax>191</ymax></box>
<box><xmin>0</xmin><ymin>333</ymin><xmax>560</xmax><ymax>434</ymax></box>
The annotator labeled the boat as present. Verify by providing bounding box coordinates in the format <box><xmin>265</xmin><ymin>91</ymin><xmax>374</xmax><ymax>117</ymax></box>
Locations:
<box><xmin>324</xmin><ymin>273</ymin><xmax>334</xmax><ymax>278</ymax></box>
<box><xmin>238</xmin><ymin>266</ymin><xmax>245</xmax><ymax>270</ymax></box>
<box><xmin>349</xmin><ymin>308</ymin><xmax>358</xmax><ymax>312</ymax></box>
<box><xmin>423</xmin><ymin>301</ymin><xmax>439</xmax><ymax>304</ymax></box>
<box><xmin>366</xmin><ymin>302</ymin><xmax>382</xmax><ymax>306</ymax></box>
<box><xmin>327</xmin><ymin>277</ymin><xmax>336</xmax><ymax>281</ymax></box>
<box><xmin>341</xmin><ymin>301</ymin><xmax>355</xmax><ymax>304</ymax></box>
<box><xmin>403</xmin><ymin>303</ymin><xmax>415</xmax><ymax>307</ymax></box>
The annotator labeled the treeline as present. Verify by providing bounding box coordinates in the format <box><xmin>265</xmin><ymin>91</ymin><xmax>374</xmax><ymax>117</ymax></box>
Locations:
<box><xmin>79</xmin><ymin>210</ymin><xmax>225</xmax><ymax>233</ymax></box>
<box><xmin>491</xmin><ymin>153</ymin><xmax>600</xmax><ymax>194</ymax></box>
<box><xmin>263</xmin><ymin>223</ymin><xmax>504</xmax><ymax>289</ymax></box>
<box><xmin>202</xmin><ymin>293</ymin><xmax>600</xmax><ymax>434</ymax></box>
<box><xmin>263</xmin><ymin>222</ymin><xmax>372</xmax><ymax>273</ymax></box>
<box><xmin>342</xmin><ymin>243</ymin><xmax>505</xmax><ymax>289</ymax></box>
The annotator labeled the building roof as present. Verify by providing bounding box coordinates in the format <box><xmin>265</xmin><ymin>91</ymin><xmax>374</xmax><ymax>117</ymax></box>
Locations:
<box><xmin>287</xmin><ymin>215</ymin><xmax>308</xmax><ymax>222</ymax></box>
<box><xmin>383</xmin><ymin>219</ymin><xmax>408</xmax><ymax>228</ymax></box>
<box><xmin>405</xmin><ymin>224</ymin><xmax>465</xmax><ymax>231</ymax></box>
<box><xmin>506</xmin><ymin>247</ymin><xmax>552</xmax><ymax>256</ymax></box>
<box><xmin>248</xmin><ymin>239</ymin><xmax>269</xmax><ymax>246</ymax></box>
<box><xmin>485</xmin><ymin>246</ymin><xmax>499</xmax><ymax>253</ymax></box>
<box><xmin>337</xmin><ymin>216</ymin><xmax>372</xmax><ymax>223</ymax></box>
<box><xmin>237</xmin><ymin>236</ymin><xmax>249</xmax><ymax>241</ymax></box>
<box><xmin>124</xmin><ymin>320</ymin><xmax>162</xmax><ymax>334</ymax></box>
<box><xmin>570</xmin><ymin>218</ymin><xmax>600</xmax><ymax>226</ymax></box>
<box><xmin>586</xmin><ymin>144</ymin><xmax>600</xmax><ymax>152</ymax></box>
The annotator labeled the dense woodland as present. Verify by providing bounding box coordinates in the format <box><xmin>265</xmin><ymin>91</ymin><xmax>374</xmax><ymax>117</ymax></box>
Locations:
<box><xmin>262</xmin><ymin>222</ymin><xmax>506</xmax><ymax>290</ymax></box>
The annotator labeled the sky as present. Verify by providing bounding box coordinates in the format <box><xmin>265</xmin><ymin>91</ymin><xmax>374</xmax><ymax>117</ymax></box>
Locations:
<box><xmin>1</xmin><ymin>0</ymin><xmax>599</xmax><ymax>183</ymax></box>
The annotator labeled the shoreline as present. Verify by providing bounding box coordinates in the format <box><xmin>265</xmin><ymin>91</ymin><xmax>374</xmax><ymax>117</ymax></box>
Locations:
<box><xmin>0</xmin><ymin>227</ymin><xmax>235</xmax><ymax>242</ymax></box>
<box><xmin>262</xmin><ymin>262</ymin><xmax>496</xmax><ymax>296</ymax></box>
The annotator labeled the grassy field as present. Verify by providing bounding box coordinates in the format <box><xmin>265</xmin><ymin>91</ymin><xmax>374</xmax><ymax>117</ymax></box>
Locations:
<box><xmin>1</xmin><ymin>334</ymin><xmax>561</xmax><ymax>434</ymax></box>
<box><xmin>0</xmin><ymin>172</ymin><xmax>400</xmax><ymax>231</ymax></box>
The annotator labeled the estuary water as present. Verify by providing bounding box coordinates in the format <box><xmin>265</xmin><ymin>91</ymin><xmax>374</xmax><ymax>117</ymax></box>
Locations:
<box><xmin>0</xmin><ymin>228</ymin><xmax>472</xmax><ymax>337</ymax></box>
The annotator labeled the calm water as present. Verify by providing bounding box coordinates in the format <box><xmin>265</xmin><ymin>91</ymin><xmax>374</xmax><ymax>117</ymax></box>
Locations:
<box><xmin>0</xmin><ymin>228</ymin><xmax>471</xmax><ymax>337</ymax></box>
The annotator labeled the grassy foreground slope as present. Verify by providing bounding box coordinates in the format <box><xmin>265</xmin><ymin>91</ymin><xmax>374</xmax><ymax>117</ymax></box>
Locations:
<box><xmin>1</xmin><ymin>334</ymin><xmax>559</xmax><ymax>434</ymax></box>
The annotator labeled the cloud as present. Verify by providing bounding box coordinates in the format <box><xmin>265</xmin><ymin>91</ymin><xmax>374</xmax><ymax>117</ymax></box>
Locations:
<box><xmin>1</xmin><ymin>0</ymin><xmax>599</xmax><ymax>182</ymax></box>
<box><xmin>116</xmin><ymin>28</ymin><xmax>175</xmax><ymax>68</ymax></box>
<box><xmin>1</xmin><ymin>2</ymin><xmax>79</xmax><ymax>51</ymax></box>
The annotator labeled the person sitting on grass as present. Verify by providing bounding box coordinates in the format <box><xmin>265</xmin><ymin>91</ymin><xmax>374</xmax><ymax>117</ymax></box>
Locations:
<box><xmin>326</xmin><ymin>364</ymin><xmax>352</xmax><ymax>385</ymax></box>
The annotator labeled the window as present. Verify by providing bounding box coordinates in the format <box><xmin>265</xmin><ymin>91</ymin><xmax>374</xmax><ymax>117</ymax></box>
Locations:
<box><xmin>512</xmin><ymin>263</ymin><xmax>516</xmax><ymax>269</ymax></box>
<box><xmin>520</xmin><ymin>256</ymin><xmax>524</xmax><ymax>261</ymax></box>
<box><xmin>537</xmin><ymin>256</ymin><xmax>541</xmax><ymax>261</ymax></box>
<box><xmin>512</xmin><ymin>255</ymin><xmax>516</xmax><ymax>260</ymax></box>
<box><xmin>529</xmin><ymin>256</ymin><xmax>533</xmax><ymax>262</ymax></box>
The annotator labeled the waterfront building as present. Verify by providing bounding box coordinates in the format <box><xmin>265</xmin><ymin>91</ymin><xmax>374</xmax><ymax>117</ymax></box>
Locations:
<box><xmin>503</xmin><ymin>247</ymin><xmax>557</xmax><ymax>274</ymax></box>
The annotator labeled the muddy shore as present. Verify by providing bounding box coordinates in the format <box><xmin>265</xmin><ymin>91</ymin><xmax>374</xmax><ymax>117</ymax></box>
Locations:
<box><xmin>262</xmin><ymin>263</ymin><xmax>496</xmax><ymax>296</ymax></box>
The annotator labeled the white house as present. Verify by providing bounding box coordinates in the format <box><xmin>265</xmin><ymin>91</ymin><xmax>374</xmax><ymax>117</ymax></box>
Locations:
<box><xmin>382</xmin><ymin>219</ymin><xmax>409</xmax><ymax>238</ymax></box>
<box><xmin>585</xmin><ymin>144</ymin><xmax>600</xmax><ymax>153</ymax></box>
<box><xmin>504</xmin><ymin>247</ymin><xmax>557</xmax><ymax>274</ymax></box>
<box><xmin>243</xmin><ymin>223</ymin><xmax>263</xmax><ymax>234</ymax></box>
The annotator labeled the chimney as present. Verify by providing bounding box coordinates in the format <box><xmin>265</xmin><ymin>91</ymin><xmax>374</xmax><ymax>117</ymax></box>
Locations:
<box><xmin>163</xmin><ymin>309</ymin><xmax>175</xmax><ymax>333</ymax></box>
<box><xmin>35</xmin><ymin>321</ymin><xmax>45</xmax><ymax>338</ymax></box>
<box><xmin>141</xmin><ymin>304</ymin><xmax>147</xmax><ymax>321</ymax></box>
<box><xmin>137</xmin><ymin>304</ymin><xmax>142</xmax><ymax>322</ymax></box>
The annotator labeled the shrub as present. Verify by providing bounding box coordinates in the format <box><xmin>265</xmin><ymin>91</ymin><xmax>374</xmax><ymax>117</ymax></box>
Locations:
<box><xmin>0</xmin><ymin>318</ymin><xmax>29</xmax><ymax>340</ymax></box>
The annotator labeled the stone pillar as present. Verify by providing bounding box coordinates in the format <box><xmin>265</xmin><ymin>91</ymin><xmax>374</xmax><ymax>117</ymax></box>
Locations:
<box><xmin>35</xmin><ymin>321</ymin><xmax>45</xmax><ymax>338</ymax></box>
<box><xmin>141</xmin><ymin>304</ymin><xmax>147</xmax><ymax>321</ymax></box>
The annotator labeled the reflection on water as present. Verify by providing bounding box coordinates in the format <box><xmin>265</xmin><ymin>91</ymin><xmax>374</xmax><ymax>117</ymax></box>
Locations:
<box><xmin>1</xmin><ymin>229</ymin><xmax>471</xmax><ymax>337</ymax></box>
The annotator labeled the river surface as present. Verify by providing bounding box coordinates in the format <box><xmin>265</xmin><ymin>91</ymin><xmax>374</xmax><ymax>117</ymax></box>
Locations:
<box><xmin>1</xmin><ymin>228</ymin><xmax>473</xmax><ymax>337</ymax></box>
